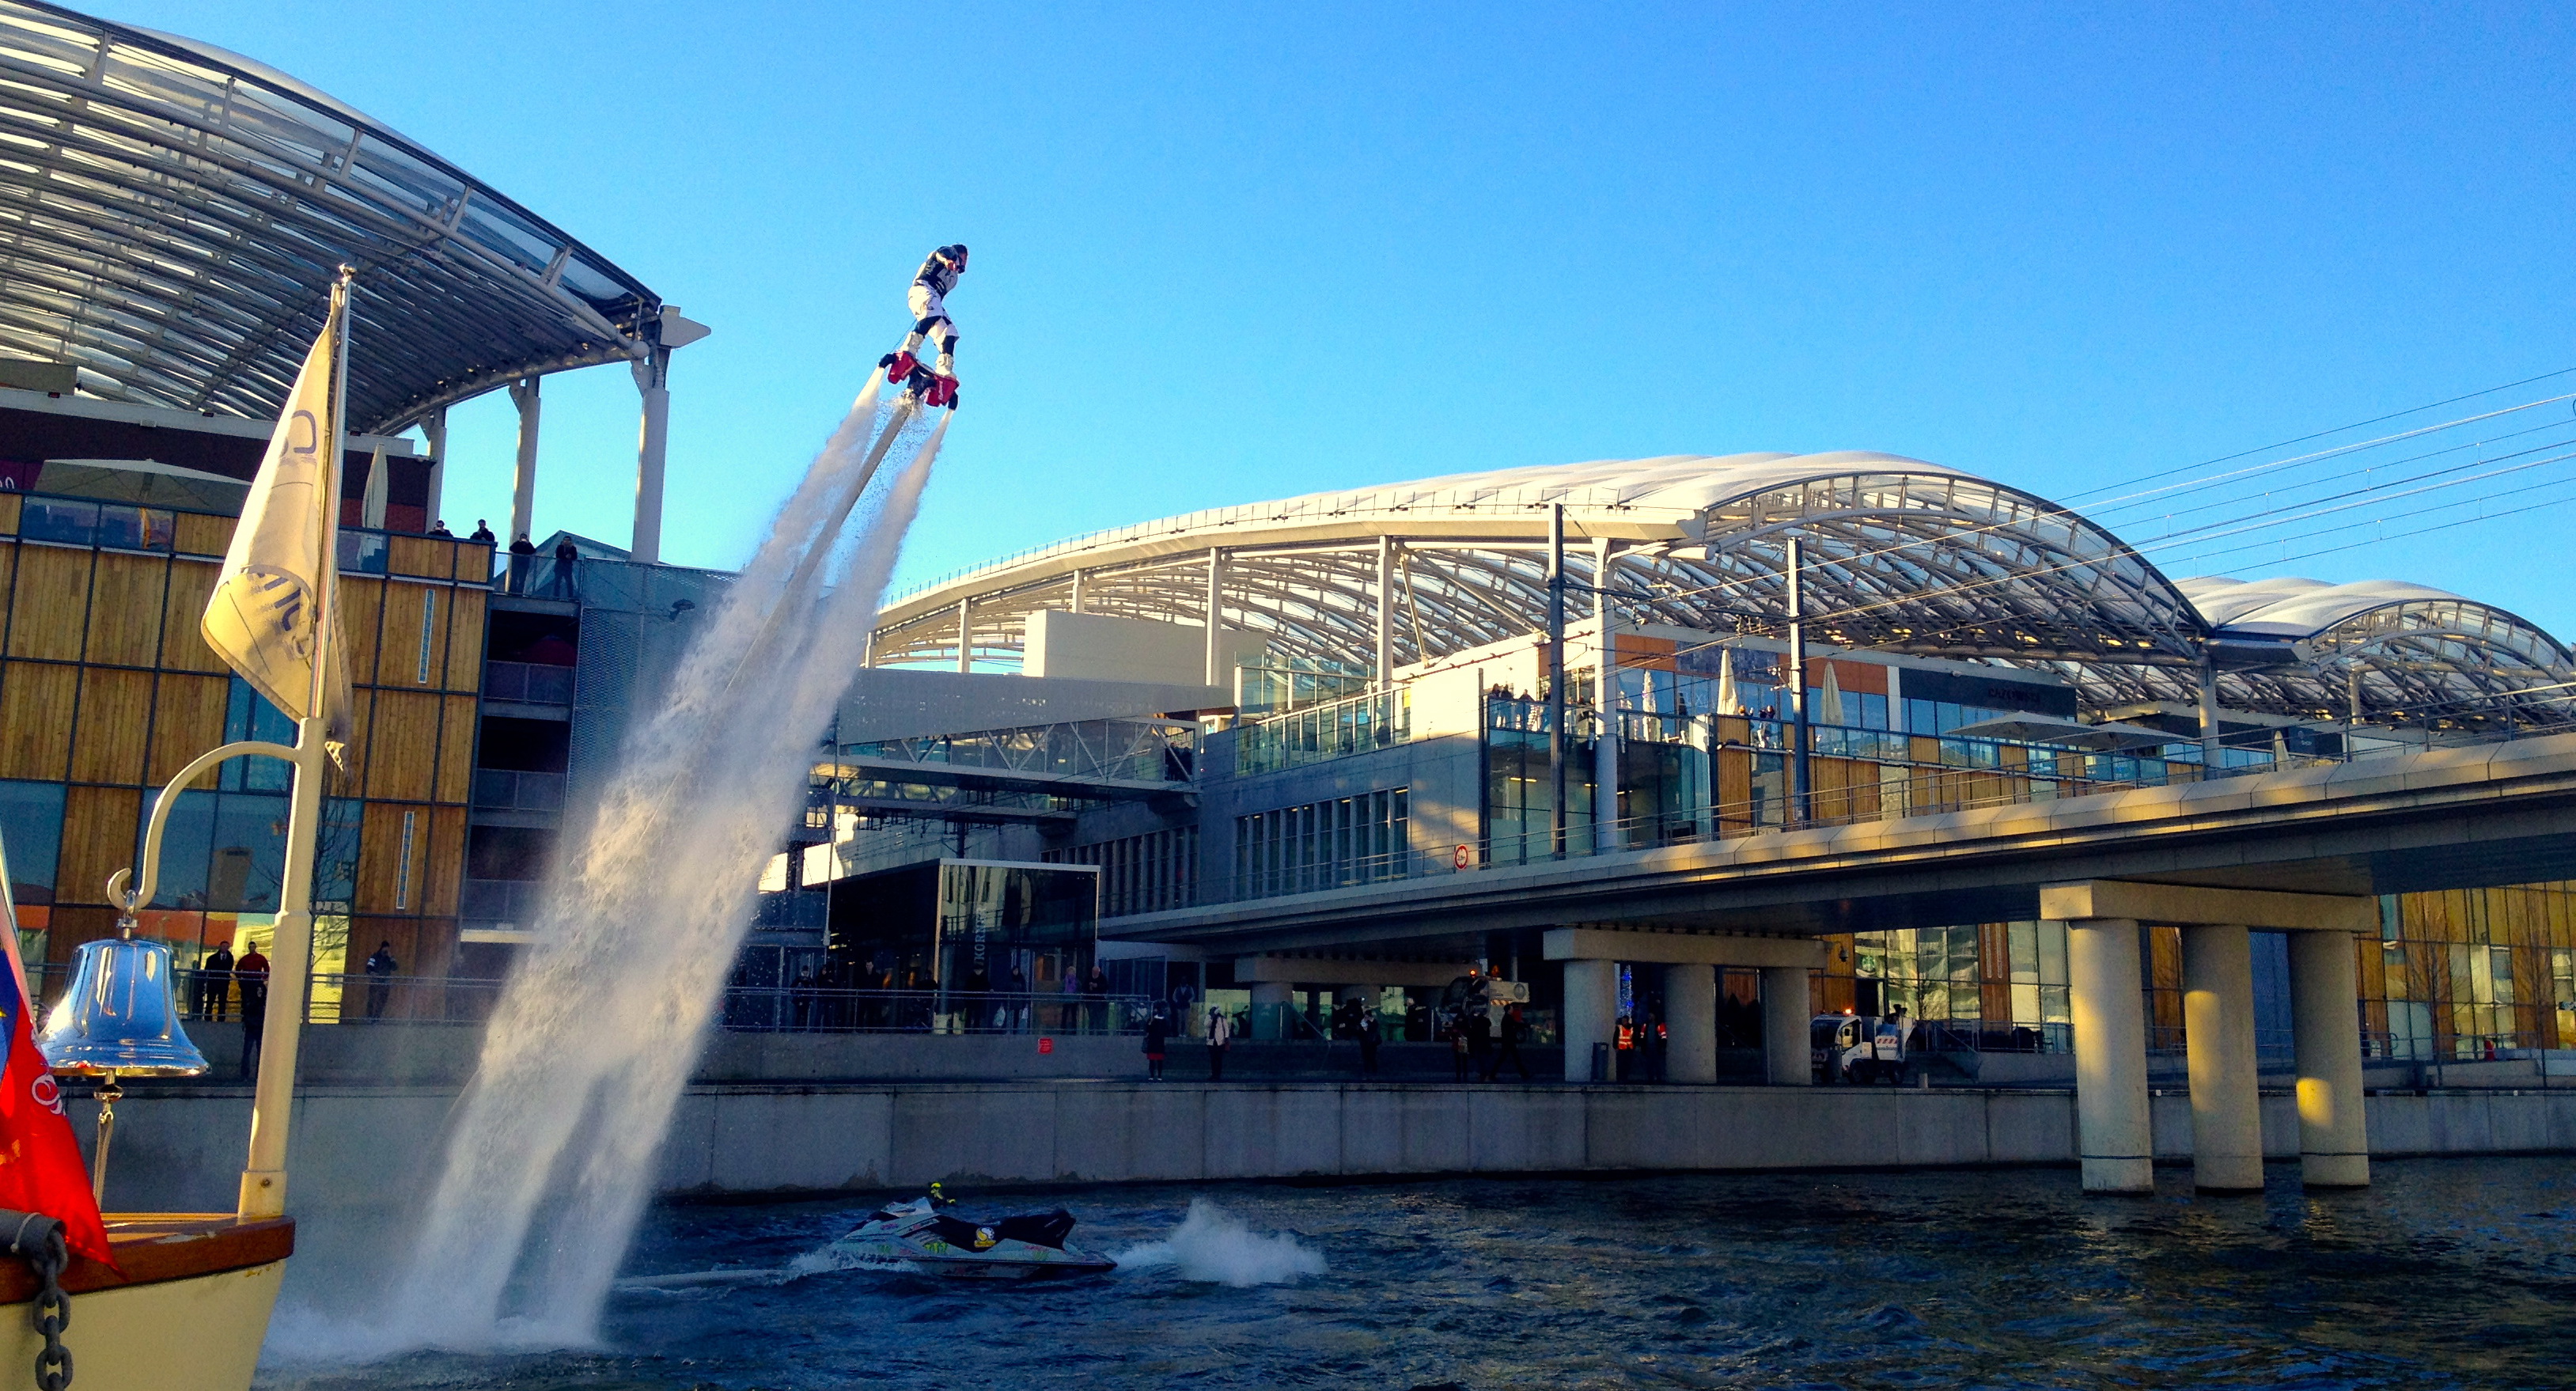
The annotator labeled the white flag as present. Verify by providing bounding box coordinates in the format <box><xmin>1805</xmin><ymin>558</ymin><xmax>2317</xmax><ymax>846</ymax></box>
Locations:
<box><xmin>202</xmin><ymin>305</ymin><xmax>352</xmax><ymax>761</ymax></box>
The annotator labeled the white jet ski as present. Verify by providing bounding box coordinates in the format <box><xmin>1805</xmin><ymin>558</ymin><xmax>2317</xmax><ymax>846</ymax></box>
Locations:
<box><xmin>830</xmin><ymin>1184</ymin><xmax>1115</xmax><ymax>1279</ymax></box>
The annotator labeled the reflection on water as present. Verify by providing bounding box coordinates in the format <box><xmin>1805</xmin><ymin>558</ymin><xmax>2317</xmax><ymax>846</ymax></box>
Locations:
<box><xmin>261</xmin><ymin>1156</ymin><xmax>2576</xmax><ymax>1389</ymax></box>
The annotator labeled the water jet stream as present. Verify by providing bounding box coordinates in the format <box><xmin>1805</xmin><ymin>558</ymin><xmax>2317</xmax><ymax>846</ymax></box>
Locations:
<box><xmin>373</xmin><ymin>378</ymin><xmax>947</xmax><ymax>1351</ymax></box>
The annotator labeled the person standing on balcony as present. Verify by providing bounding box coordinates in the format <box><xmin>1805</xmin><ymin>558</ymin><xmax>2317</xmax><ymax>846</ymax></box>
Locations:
<box><xmin>1358</xmin><ymin>1006</ymin><xmax>1382</xmax><ymax>1077</ymax></box>
<box><xmin>236</xmin><ymin>942</ymin><xmax>271</xmax><ymax>1080</ymax></box>
<box><xmin>1466</xmin><ymin>1005</ymin><xmax>1495</xmax><ymax>1082</ymax></box>
<box><xmin>198</xmin><ymin>941</ymin><xmax>233</xmax><ymax>1021</ymax></box>
<box><xmin>1489</xmin><ymin>1003</ymin><xmax>1532</xmax><ymax>1082</ymax></box>
<box><xmin>507</xmin><ymin>533</ymin><xmax>536</xmax><ymax>594</ymax></box>
<box><xmin>1207</xmin><ymin>1004</ymin><xmax>1233</xmax><ymax>1081</ymax></box>
<box><xmin>1142</xmin><ymin>1006</ymin><xmax>1169</xmax><ymax>1082</ymax></box>
<box><xmin>551</xmin><ymin>536</ymin><xmax>579</xmax><ymax>599</ymax></box>
<box><xmin>363</xmin><ymin>940</ymin><xmax>398</xmax><ymax>1020</ymax></box>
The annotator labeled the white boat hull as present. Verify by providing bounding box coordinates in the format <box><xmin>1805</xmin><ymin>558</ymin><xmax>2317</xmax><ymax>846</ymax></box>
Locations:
<box><xmin>0</xmin><ymin>1256</ymin><xmax>282</xmax><ymax>1391</ymax></box>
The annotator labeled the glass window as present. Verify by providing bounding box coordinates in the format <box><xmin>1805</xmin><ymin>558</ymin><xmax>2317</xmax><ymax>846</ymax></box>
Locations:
<box><xmin>314</xmin><ymin>798</ymin><xmax>363</xmax><ymax>911</ymax></box>
<box><xmin>221</xmin><ymin>678</ymin><xmax>297</xmax><ymax>790</ymax></box>
<box><xmin>208</xmin><ymin>793</ymin><xmax>290</xmax><ymax>913</ymax></box>
<box><xmin>0</xmin><ymin>781</ymin><xmax>66</xmax><ymax>906</ymax></box>
<box><xmin>97</xmin><ymin>506</ymin><xmax>175</xmax><ymax>551</ymax></box>
<box><xmin>142</xmin><ymin>789</ymin><xmax>218</xmax><ymax>908</ymax></box>
<box><xmin>20</xmin><ymin>498</ymin><xmax>97</xmax><ymax>546</ymax></box>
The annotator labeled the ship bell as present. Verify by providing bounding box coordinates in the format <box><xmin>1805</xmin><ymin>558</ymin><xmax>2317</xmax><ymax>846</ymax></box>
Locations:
<box><xmin>40</xmin><ymin>934</ymin><xmax>210</xmax><ymax>1076</ymax></box>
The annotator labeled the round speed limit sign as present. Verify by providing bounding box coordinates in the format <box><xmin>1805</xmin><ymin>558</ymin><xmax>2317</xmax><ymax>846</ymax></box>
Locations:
<box><xmin>1454</xmin><ymin>843</ymin><xmax>1473</xmax><ymax>870</ymax></box>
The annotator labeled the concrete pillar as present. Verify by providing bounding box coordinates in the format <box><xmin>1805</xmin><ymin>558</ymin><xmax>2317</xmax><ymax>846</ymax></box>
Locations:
<box><xmin>506</xmin><ymin>375</ymin><xmax>541</xmax><ymax>548</ymax></box>
<box><xmin>1070</xmin><ymin>569</ymin><xmax>1085</xmax><ymax>613</ymax></box>
<box><xmin>1561</xmin><ymin>959</ymin><xmax>1618</xmax><ymax>1082</ymax></box>
<box><xmin>1664</xmin><ymin>964</ymin><xmax>1717</xmax><ymax>1083</ymax></box>
<box><xmin>1760</xmin><ymin>966</ymin><xmax>1811</xmax><ymax>1086</ymax></box>
<box><xmin>421</xmin><ymin>407</ymin><xmax>447</xmax><ymax>533</ymax></box>
<box><xmin>1374</xmin><ymin>536</ymin><xmax>1394</xmax><ymax>687</ymax></box>
<box><xmin>1249</xmin><ymin>981</ymin><xmax>1294</xmax><ymax>1041</ymax></box>
<box><xmin>956</xmin><ymin>598</ymin><xmax>972</xmax><ymax>674</ymax></box>
<box><xmin>631</xmin><ymin>351</ymin><xmax>672</xmax><ymax>565</ymax></box>
<box><xmin>2290</xmin><ymin>930</ymin><xmax>2370</xmax><ymax>1188</ymax></box>
<box><xmin>2069</xmin><ymin>918</ymin><xmax>2153</xmax><ymax>1193</ymax></box>
<box><xmin>1204</xmin><ymin>549</ymin><xmax>1227</xmax><ymax>690</ymax></box>
<box><xmin>2181</xmin><ymin>924</ymin><xmax>2265</xmax><ymax>1192</ymax></box>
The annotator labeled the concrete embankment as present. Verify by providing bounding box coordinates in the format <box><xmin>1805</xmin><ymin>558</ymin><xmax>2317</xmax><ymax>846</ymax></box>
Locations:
<box><xmin>88</xmin><ymin>1081</ymin><xmax>2576</xmax><ymax>1219</ymax></box>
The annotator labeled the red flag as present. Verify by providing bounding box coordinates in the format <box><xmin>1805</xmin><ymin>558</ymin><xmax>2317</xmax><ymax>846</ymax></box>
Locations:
<box><xmin>0</xmin><ymin>965</ymin><xmax>110</xmax><ymax>1266</ymax></box>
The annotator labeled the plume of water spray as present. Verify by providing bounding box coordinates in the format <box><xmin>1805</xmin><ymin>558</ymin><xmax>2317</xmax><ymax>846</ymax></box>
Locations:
<box><xmin>377</xmin><ymin>381</ymin><xmax>947</xmax><ymax>1350</ymax></box>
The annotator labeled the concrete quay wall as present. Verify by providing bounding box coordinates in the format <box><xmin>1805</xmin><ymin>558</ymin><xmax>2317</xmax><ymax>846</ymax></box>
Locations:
<box><xmin>85</xmin><ymin>1083</ymin><xmax>2576</xmax><ymax>1218</ymax></box>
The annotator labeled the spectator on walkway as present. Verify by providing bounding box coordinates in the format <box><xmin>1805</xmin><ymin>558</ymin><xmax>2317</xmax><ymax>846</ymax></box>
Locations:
<box><xmin>1085</xmin><ymin>965</ymin><xmax>1109</xmax><ymax>1033</ymax></box>
<box><xmin>507</xmin><ymin>533</ymin><xmax>536</xmax><ymax>593</ymax></box>
<box><xmin>1450</xmin><ymin>1015</ymin><xmax>1472</xmax><ymax>1082</ymax></box>
<box><xmin>1489</xmin><ymin>1003</ymin><xmax>1532</xmax><ymax>1082</ymax></box>
<box><xmin>198</xmin><ymin>942</ymin><xmax>233</xmax><ymax>1021</ymax></box>
<box><xmin>1614</xmin><ymin>1014</ymin><xmax>1637</xmax><ymax>1082</ymax></box>
<box><xmin>236</xmin><ymin>943</ymin><xmax>271</xmax><ymax>1079</ymax></box>
<box><xmin>468</xmin><ymin>519</ymin><xmax>494</xmax><ymax>544</ymax></box>
<box><xmin>1207</xmin><ymin>1005</ymin><xmax>1233</xmax><ymax>1081</ymax></box>
<box><xmin>551</xmin><ymin>536</ymin><xmax>580</xmax><ymax>599</ymax></box>
<box><xmin>363</xmin><ymin>940</ymin><xmax>398</xmax><ymax>1020</ymax></box>
<box><xmin>1466</xmin><ymin>1006</ymin><xmax>1495</xmax><ymax>1082</ymax></box>
<box><xmin>1142</xmin><ymin>1008</ymin><xmax>1169</xmax><ymax>1082</ymax></box>
<box><xmin>1358</xmin><ymin>1009</ymin><xmax>1381</xmax><ymax>1076</ymax></box>
<box><xmin>428</xmin><ymin>519</ymin><xmax>453</xmax><ymax>538</ymax></box>
<box><xmin>1005</xmin><ymin>964</ymin><xmax>1028</xmax><ymax>1032</ymax></box>
<box><xmin>1647</xmin><ymin>1012</ymin><xmax>1670</xmax><ymax>1083</ymax></box>
<box><xmin>961</xmin><ymin>964</ymin><xmax>991</xmax><ymax>1033</ymax></box>
<box><xmin>790</xmin><ymin>965</ymin><xmax>816</xmax><ymax>1030</ymax></box>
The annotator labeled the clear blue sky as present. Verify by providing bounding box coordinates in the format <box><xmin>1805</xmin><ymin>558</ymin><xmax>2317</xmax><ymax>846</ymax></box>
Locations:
<box><xmin>110</xmin><ymin>2</ymin><xmax>2576</xmax><ymax>629</ymax></box>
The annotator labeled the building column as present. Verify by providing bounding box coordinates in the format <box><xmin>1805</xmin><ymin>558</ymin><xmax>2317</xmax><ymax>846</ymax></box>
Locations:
<box><xmin>2068</xmin><ymin>916</ymin><xmax>2154</xmax><ymax>1193</ymax></box>
<box><xmin>2290</xmin><ymin>930</ymin><xmax>2370</xmax><ymax>1188</ymax></box>
<box><xmin>421</xmin><ymin>407</ymin><xmax>448</xmax><ymax>533</ymax></box>
<box><xmin>1249</xmin><ymin>981</ymin><xmax>1294</xmax><ymax>1041</ymax></box>
<box><xmin>631</xmin><ymin>349</ymin><xmax>672</xmax><ymax>565</ymax></box>
<box><xmin>506</xmin><ymin>375</ymin><xmax>541</xmax><ymax>547</ymax></box>
<box><xmin>1069</xmin><ymin>569</ymin><xmax>1085</xmax><ymax>613</ymax></box>
<box><xmin>1760</xmin><ymin>965</ymin><xmax>1811</xmax><ymax>1086</ymax></box>
<box><xmin>2181</xmin><ymin>924</ymin><xmax>2265</xmax><ymax>1192</ymax></box>
<box><xmin>1664</xmin><ymin>964</ymin><xmax>1717</xmax><ymax>1083</ymax></box>
<box><xmin>1375</xmin><ymin>536</ymin><xmax>1395</xmax><ymax>687</ymax></box>
<box><xmin>1561</xmin><ymin>959</ymin><xmax>1618</xmax><ymax>1082</ymax></box>
<box><xmin>1204</xmin><ymin>548</ymin><xmax>1227</xmax><ymax>691</ymax></box>
<box><xmin>955</xmin><ymin>598</ymin><xmax>972</xmax><ymax>674</ymax></box>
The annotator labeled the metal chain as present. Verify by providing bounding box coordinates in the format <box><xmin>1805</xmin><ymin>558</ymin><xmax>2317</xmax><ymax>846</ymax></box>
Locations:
<box><xmin>7</xmin><ymin>1214</ymin><xmax>70</xmax><ymax>1391</ymax></box>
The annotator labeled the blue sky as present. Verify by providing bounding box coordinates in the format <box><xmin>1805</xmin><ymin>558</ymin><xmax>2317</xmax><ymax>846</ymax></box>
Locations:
<box><xmin>112</xmin><ymin>2</ymin><xmax>2576</xmax><ymax>628</ymax></box>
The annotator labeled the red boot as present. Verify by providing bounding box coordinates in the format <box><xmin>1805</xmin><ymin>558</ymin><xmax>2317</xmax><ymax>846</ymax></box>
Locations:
<box><xmin>922</xmin><ymin>374</ymin><xmax>960</xmax><ymax>410</ymax></box>
<box><xmin>879</xmin><ymin>350</ymin><xmax>919</xmax><ymax>384</ymax></box>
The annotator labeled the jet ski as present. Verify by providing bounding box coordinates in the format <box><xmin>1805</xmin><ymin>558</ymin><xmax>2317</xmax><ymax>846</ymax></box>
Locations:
<box><xmin>830</xmin><ymin>1184</ymin><xmax>1116</xmax><ymax>1279</ymax></box>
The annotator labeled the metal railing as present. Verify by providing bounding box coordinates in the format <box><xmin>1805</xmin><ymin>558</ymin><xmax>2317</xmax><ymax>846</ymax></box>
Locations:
<box><xmin>482</xmin><ymin>660</ymin><xmax>574</xmax><ymax>704</ymax></box>
<box><xmin>23</xmin><ymin>965</ymin><xmax>1160</xmax><ymax>1037</ymax></box>
<box><xmin>460</xmin><ymin>877</ymin><xmax>542</xmax><ymax>921</ymax></box>
<box><xmin>1234</xmin><ymin>686</ymin><xmax>1411</xmax><ymax>778</ymax></box>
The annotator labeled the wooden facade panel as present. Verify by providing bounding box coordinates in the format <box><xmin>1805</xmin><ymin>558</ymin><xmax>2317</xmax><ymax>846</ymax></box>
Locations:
<box><xmin>156</xmin><ymin>560</ymin><xmax>225</xmax><ymax>673</ymax></box>
<box><xmin>425</xmin><ymin>805</ymin><xmax>466</xmax><ymax>918</ymax></box>
<box><xmin>337</xmin><ymin>576</ymin><xmax>387</xmax><ymax>688</ymax></box>
<box><xmin>443</xmin><ymin>585</ymin><xmax>487</xmax><ymax>691</ymax></box>
<box><xmin>82</xmin><ymin>552</ymin><xmax>167</xmax><ymax>667</ymax></box>
<box><xmin>356</xmin><ymin>802</ymin><xmax>422</xmax><ymax>915</ymax></box>
<box><xmin>373</xmin><ymin>582</ymin><xmax>446</xmax><ymax>690</ymax></box>
<box><xmin>67</xmin><ymin>667</ymin><xmax>151</xmax><ymax>785</ymax></box>
<box><xmin>0</xmin><ymin>661</ymin><xmax>76</xmax><ymax>781</ymax></box>
<box><xmin>435</xmin><ymin>694</ymin><xmax>477</xmax><ymax>804</ymax></box>
<box><xmin>364</xmin><ymin>689</ymin><xmax>440</xmax><ymax>801</ymax></box>
<box><xmin>388</xmin><ymin>536</ymin><xmax>447</xmax><ymax>579</ymax></box>
<box><xmin>56</xmin><ymin>785</ymin><xmax>139</xmax><ymax>908</ymax></box>
<box><xmin>40</xmin><ymin>905</ymin><xmax>119</xmax><ymax>967</ymax></box>
<box><xmin>148</xmin><ymin>673</ymin><xmax>231</xmax><ymax>789</ymax></box>
<box><xmin>0</xmin><ymin>495</ymin><xmax>18</xmax><ymax>535</ymax></box>
<box><xmin>172</xmin><ymin>512</ymin><xmax>233</xmax><ymax>557</ymax></box>
<box><xmin>8</xmin><ymin>546</ymin><xmax>91</xmax><ymax>661</ymax></box>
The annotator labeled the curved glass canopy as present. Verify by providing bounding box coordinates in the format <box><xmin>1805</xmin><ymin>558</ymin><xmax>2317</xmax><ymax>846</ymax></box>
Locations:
<box><xmin>0</xmin><ymin>1</ymin><xmax>661</xmax><ymax>434</ymax></box>
<box><xmin>874</xmin><ymin>453</ymin><xmax>2576</xmax><ymax>733</ymax></box>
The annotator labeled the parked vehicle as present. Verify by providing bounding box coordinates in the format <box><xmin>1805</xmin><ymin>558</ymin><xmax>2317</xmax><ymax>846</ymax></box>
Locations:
<box><xmin>1811</xmin><ymin>1012</ymin><xmax>1907</xmax><ymax>1083</ymax></box>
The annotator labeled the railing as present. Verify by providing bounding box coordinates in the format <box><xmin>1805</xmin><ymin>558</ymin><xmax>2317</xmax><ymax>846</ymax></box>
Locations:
<box><xmin>472</xmin><ymin>769</ymin><xmax>566</xmax><ymax>813</ymax></box>
<box><xmin>482</xmin><ymin>660</ymin><xmax>574</xmax><ymax>704</ymax></box>
<box><xmin>1235</xmin><ymin>686</ymin><xmax>1411</xmax><ymax>778</ymax></box>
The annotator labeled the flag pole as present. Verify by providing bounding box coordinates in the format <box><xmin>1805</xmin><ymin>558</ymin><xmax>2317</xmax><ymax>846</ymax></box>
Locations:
<box><xmin>238</xmin><ymin>267</ymin><xmax>352</xmax><ymax>1222</ymax></box>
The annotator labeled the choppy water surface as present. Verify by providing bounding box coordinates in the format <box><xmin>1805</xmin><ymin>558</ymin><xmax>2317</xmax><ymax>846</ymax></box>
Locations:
<box><xmin>264</xmin><ymin>1157</ymin><xmax>2576</xmax><ymax>1389</ymax></box>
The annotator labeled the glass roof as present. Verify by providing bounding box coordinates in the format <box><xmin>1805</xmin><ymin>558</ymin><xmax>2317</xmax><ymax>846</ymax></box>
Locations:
<box><xmin>0</xmin><ymin>1</ymin><xmax>661</xmax><ymax>433</ymax></box>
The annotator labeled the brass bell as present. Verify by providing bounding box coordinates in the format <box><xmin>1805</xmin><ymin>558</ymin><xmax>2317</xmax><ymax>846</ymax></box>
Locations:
<box><xmin>40</xmin><ymin>934</ymin><xmax>210</xmax><ymax>1077</ymax></box>
<box><xmin>39</xmin><ymin>929</ymin><xmax>209</xmax><ymax>1204</ymax></box>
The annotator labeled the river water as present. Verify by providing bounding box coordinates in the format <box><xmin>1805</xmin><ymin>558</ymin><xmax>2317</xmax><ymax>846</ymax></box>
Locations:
<box><xmin>263</xmin><ymin>1156</ymin><xmax>2575</xmax><ymax>1389</ymax></box>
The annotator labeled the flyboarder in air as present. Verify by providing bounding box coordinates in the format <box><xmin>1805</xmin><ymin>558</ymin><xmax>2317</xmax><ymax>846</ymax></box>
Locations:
<box><xmin>881</xmin><ymin>243</ymin><xmax>968</xmax><ymax>410</ymax></box>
